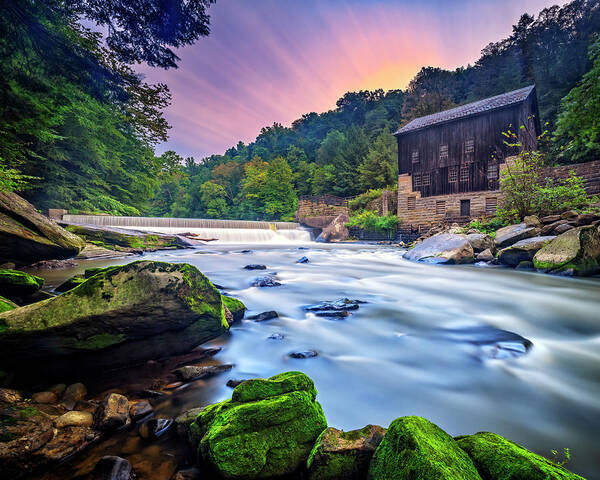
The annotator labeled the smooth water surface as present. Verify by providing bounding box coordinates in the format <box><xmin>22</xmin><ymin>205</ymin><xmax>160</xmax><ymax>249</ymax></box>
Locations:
<box><xmin>34</xmin><ymin>241</ymin><xmax>600</xmax><ymax>478</ymax></box>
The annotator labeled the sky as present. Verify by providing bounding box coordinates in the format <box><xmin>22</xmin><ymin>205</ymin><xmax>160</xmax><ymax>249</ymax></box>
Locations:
<box><xmin>143</xmin><ymin>0</ymin><xmax>562</xmax><ymax>159</ymax></box>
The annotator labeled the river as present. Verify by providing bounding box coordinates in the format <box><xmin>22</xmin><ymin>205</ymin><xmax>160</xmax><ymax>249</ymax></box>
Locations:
<box><xmin>28</xmin><ymin>235</ymin><xmax>600</xmax><ymax>479</ymax></box>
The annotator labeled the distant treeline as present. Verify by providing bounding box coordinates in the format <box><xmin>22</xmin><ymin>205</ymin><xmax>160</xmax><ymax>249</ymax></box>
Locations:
<box><xmin>0</xmin><ymin>0</ymin><xmax>599</xmax><ymax>220</ymax></box>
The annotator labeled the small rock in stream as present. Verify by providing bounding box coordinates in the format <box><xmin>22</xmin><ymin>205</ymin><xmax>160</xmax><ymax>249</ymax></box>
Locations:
<box><xmin>248</xmin><ymin>311</ymin><xmax>279</xmax><ymax>322</ymax></box>
<box><xmin>289</xmin><ymin>350</ymin><xmax>318</xmax><ymax>359</ymax></box>
<box><xmin>240</xmin><ymin>249</ymin><xmax>253</xmax><ymax>254</ymax></box>
<box><xmin>268</xmin><ymin>333</ymin><xmax>285</xmax><ymax>340</ymax></box>
<box><xmin>62</xmin><ymin>382</ymin><xmax>87</xmax><ymax>409</ymax></box>
<box><xmin>226</xmin><ymin>379</ymin><xmax>248</xmax><ymax>388</ymax></box>
<box><xmin>173</xmin><ymin>467</ymin><xmax>202</xmax><ymax>480</ymax></box>
<box><xmin>129</xmin><ymin>400</ymin><xmax>153</xmax><ymax>422</ymax></box>
<box><xmin>32</xmin><ymin>391</ymin><xmax>58</xmax><ymax>404</ymax></box>
<box><xmin>296</xmin><ymin>256</ymin><xmax>309</xmax><ymax>264</ymax></box>
<box><xmin>91</xmin><ymin>455</ymin><xmax>133</xmax><ymax>480</ymax></box>
<box><xmin>55</xmin><ymin>411</ymin><xmax>93</xmax><ymax>428</ymax></box>
<box><xmin>173</xmin><ymin>364</ymin><xmax>234</xmax><ymax>381</ymax></box>
<box><xmin>97</xmin><ymin>393</ymin><xmax>130</xmax><ymax>430</ymax></box>
<box><xmin>315</xmin><ymin>310</ymin><xmax>351</xmax><ymax>318</ymax></box>
<box><xmin>304</xmin><ymin>298</ymin><xmax>364</xmax><ymax>312</ymax></box>
<box><xmin>244</xmin><ymin>264</ymin><xmax>267</xmax><ymax>270</ymax></box>
<box><xmin>137</xmin><ymin>417</ymin><xmax>173</xmax><ymax>440</ymax></box>
<box><xmin>251</xmin><ymin>276</ymin><xmax>282</xmax><ymax>287</ymax></box>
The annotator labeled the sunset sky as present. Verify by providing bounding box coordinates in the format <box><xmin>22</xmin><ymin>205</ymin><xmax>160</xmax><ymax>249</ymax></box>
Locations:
<box><xmin>144</xmin><ymin>0</ymin><xmax>561</xmax><ymax>159</ymax></box>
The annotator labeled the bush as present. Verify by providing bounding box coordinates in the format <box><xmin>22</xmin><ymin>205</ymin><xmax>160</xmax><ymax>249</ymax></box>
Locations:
<box><xmin>348</xmin><ymin>185</ymin><xmax>397</xmax><ymax>213</ymax></box>
<box><xmin>347</xmin><ymin>211</ymin><xmax>399</xmax><ymax>237</ymax></box>
<box><xmin>499</xmin><ymin>144</ymin><xmax>595</xmax><ymax>219</ymax></box>
<box><xmin>461</xmin><ymin>217</ymin><xmax>507</xmax><ymax>236</ymax></box>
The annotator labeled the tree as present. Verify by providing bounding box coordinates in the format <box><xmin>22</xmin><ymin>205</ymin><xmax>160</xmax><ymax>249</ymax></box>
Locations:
<box><xmin>263</xmin><ymin>157</ymin><xmax>297</xmax><ymax>220</ymax></box>
<box><xmin>212</xmin><ymin>161</ymin><xmax>244</xmax><ymax>202</ymax></box>
<box><xmin>358</xmin><ymin>128</ymin><xmax>398</xmax><ymax>190</ymax></box>
<box><xmin>316</xmin><ymin>131</ymin><xmax>346</xmax><ymax>166</ymax></box>
<box><xmin>200</xmin><ymin>181</ymin><xmax>229</xmax><ymax>218</ymax></box>
<box><xmin>553</xmin><ymin>37</ymin><xmax>600</xmax><ymax>163</ymax></box>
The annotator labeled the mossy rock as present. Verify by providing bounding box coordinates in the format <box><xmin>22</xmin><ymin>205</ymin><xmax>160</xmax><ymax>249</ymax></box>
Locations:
<box><xmin>307</xmin><ymin>424</ymin><xmax>386</xmax><ymax>480</ymax></box>
<box><xmin>221</xmin><ymin>296</ymin><xmax>246</xmax><ymax>322</ymax></box>
<box><xmin>0</xmin><ymin>269</ymin><xmax>44</xmax><ymax>300</ymax></box>
<box><xmin>0</xmin><ymin>295</ymin><xmax>17</xmax><ymax>314</ymax></box>
<box><xmin>54</xmin><ymin>275</ymin><xmax>86</xmax><ymax>293</ymax></box>
<box><xmin>533</xmin><ymin>226</ymin><xmax>600</xmax><ymax>276</ymax></box>
<box><xmin>367</xmin><ymin>416</ymin><xmax>482</xmax><ymax>480</ymax></box>
<box><xmin>456</xmin><ymin>432</ymin><xmax>585</xmax><ymax>480</ymax></box>
<box><xmin>189</xmin><ymin>371</ymin><xmax>327</xmax><ymax>479</ymax></box>
<box><xmin>0</xmin><ymin>261</ymin><xmax>229</xmax><ymax>374</ymax></box>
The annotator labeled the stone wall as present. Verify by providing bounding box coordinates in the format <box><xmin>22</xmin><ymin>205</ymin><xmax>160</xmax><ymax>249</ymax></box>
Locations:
<box><xmin>296</xmin><ymin>196</ymin><xmax>349</xmax><ymax>222</ymax></box>
<box><xmin>397</xmin><ymin>159</ymin><xmax>600</xmax><ymax>239</ymax></box>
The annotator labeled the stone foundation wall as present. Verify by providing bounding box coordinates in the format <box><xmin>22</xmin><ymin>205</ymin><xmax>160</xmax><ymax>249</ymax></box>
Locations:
<box><xmin>541</xmin><ymin>160</ymin><xmax>600</xmax><ymax>195</ymax></box>
<box><xmin>296</xmin><ymin>196</ymin><xmax>349</xmax><ymax>222</ymax></box>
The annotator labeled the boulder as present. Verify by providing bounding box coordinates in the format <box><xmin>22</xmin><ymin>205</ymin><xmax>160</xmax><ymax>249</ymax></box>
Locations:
<box><xmin>0</xmin><ymin>269</ymin><xmax>44</xmax><ymax>302</ymax></box>
<box><xmin>540</xmin><ymin>215</ymin><xmax>561</xmax><ymax>224</ymax></box>
<box><xmin>56</xmin><ymin>411</ymin><xmax>93</xmax><ymax>428</ymax></box>
<box><xmin>54</xmin><ymin>275</ymin><xmax>86</xmax><ymax>293</ymax></box>
<box><xmin>403</xmin><ymin>234</ymin><xmax>474</xmax><ymax>264</ymax></box>
<box><xmin>541</xmin><ymin>220</ymin><xmax>568</xmax><ymax>235</ymax></box>
<box><xmin>466</xmin><ymin>234</ymin><xmax>495</xmax><ymax>253</ymax></box>
<box><xmin>0</xmin><ymin>261</ymin><xmax>229</xmax><ymax>375</ymax></box>
<box><xmin>476</xmin><ymin>249</ymin><xmax>494</xmax><ymax>262</ymax></box>
<box><xmin>248</xmin><ymin>311</ymin><xmax>279</xmax><ymax>322</ymax></box>
<box><xmin>32</xmin><ymin>391</ymin><xmax>58</xmax><ymax>404</ymax></box>
<box><xmin>456</xmin><ymin>432</ymin><xmax>584</xmax><ymax>480</ymax></box>
<box><xmin>367</xmin><ymin>416</ymin><xmax>481</xmax><ymax>480</ymax></box>
<box><xmin>317</xmin><ymin>213</ymin><xmax>350</xmax><ymax>243</ymax></box>
<box><xmin>98</xmin><ymin>393</ymin><xmax>129</xmax><ymax>430</ymax></box>
<box><xmin>91</xmin><ymin>456</ymin><xmax>133</xmax><ymax>480</ymax></box>
<box><xmin>575</xmin><ymin>213</ymin><xmax>597</xmax><ymax>226</ymax></box>
<box><xmin>307</xmin><ymin>425</ymin><xmax>386</xmax><ymax>480</ymax></box>
<box><xmin>64</xmin><ymin>224</ymin><xmax>193</xmax><ymax>251</ymax></box>
<box><xmin>495</xmin><ymin>223</ymin><xmax>540</xmax><ymax>248</ymax></box>
<box><xmin>553</xmin><ymin>223</ymin><xmax>575</xmax><ymax>235</ymax></box>
<box><xmin>523</xmin><ymin>215</ymin><xmax>541</xmax><ymax>227</ymax></box>
<box><xmin>0</xmin><ymin>191</ymin><xmax>85</xmax><ymax>263</ymax></box>
<box><xmin>62</xmin><ymin>383</ymin><xmax>87</xmax><ymax>408</ymax></box>
<box><xmin>173</xmin><ymin>364</ymin><xmax>233</xmax><ymax>382</ymax></box>
<box><xmin>0</xmin><ymin>295</ymin><xmax>17</xmax><ymax>313</ymax></box>
<box><xmin>560</xmin><ymin>210</ymin><xmax>578</xmax><ymax>220</ymax></box>
<box><xmin>533</xmin><ymin>226</ymin><xmax>600</xmax><ymax>276</ymax></box>
<box><xmin>497</xmin><ymin>236</ymin><xmax>556</xmax><ymax>267</ymax></box>
<box><xmin>189</xmin><ymin>371</ymin><xmax>327</xmax><ymax>479</ymax></box>
<box><xmin>221</xmin><ymin>296</ymin><xmax>246</xmax><ymax>322</ymax></box>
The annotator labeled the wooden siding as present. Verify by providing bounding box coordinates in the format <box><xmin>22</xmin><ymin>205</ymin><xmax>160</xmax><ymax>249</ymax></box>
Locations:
<box><xmin>397</xmin><ymin>95</ymin><xmax>539</xmax><ymax>198</ymax></box>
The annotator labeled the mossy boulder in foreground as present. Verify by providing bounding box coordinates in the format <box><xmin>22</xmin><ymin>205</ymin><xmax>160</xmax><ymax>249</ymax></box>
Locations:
<box><xmin>189</xmin><ymin>371</ymin><xmax>327</xmax><ymax>479</ymax></box>
<box><xmin>221</xmin><ymin>295</ymin><xmax>246</xmax><ymax>322</ymax></box>
<box><xmin>0</xmin><ymin>269</ymin><xmax>44</xmax><ymax>301</ymax></box>
<box><xmin>456</xmin><ymin>432</ymin><xmax>585</xmax><ymax>480</ymax></box>
<box><xmin>367</xmin><ymin>416</ymin><xmax>482</xmax><ymax>480</ymax></box>
<box><xmin>533</xmin><ymin>225</ymin><xmax>600</xmax><ymax>276</ymax></box>
<box><xmin>0</xmin><ymin>261</ymin><xmax>233</xmax><ymax>374</ymax></box>
<box><xmin>0</xmin><ymin>295</ymin><xmax>17</xmax><ymax>313</ymax></box>
<box><xmin>307</xmin><ymin>424</ymin><xmax>386</xmax><ymax>480</ymax></box>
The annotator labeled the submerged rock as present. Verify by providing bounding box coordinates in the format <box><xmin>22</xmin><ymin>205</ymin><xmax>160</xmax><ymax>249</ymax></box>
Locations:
<box><xmin>307</xmin><ymin>424</ymin><xmax>386</xmax><ymax>480</ymax></box>
<box><xmin>0</xmin><ymin>191</ymin><xmax>85</xmax><ymax>263</ymax></box>
<box><xmin>91</xmin><ymin>455</ymin><xmax>133</xmax><ymax>480</ymax></box>
<box><xmin>533</xmin><ymin>225</ymin><xmax>600</xmax><ymax>276</ymax></box>
<box><xmin>367</xmin><ymin>416</ymin><xmax>482</xmax><ymax>480</ymax></box>
<box><xmin>0</xmin><ymin>261</ymin><xmax>229</xmax><ymax>375</ymax></box>
<box><xmin>456</xmin><ymin>432</ymin><xmax>585</xmax><ymax>480</ymax></box>
<box><xmin>251</xmin><ymin>276</ymin><xmax>282</xmax><ymax>287</ymax></box>
<box><xmin>248</xmin><ymin>311</ymin><xmax>279</xmax><ymax>322</ymax></box>
<box><xmin>137</xmin><ymin>417</ymin><xmax>173</xmax><ymax>440</ymax></box>
<box><xmin>189</xmin><ymin>371</ymin><xmax>327</xmax><ymax>479</ymax></box>
<box><xmin>244</xmin><ymin>264</ymin><xmax>267</xmax><ymax>270</ymax></box>
<box><xmin>404</xmin><ymin>234</ymin><xmax>475</xmax><ymax>264</ymax></box>
<box><xmin>497</xmin><ymin>236</ymin><xmax>555</xmax><ymax>267</ymax></box>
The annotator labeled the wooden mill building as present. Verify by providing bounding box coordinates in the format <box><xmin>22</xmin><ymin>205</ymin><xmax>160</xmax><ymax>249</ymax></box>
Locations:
<box><xmin>395</xmin><ymin>85</ymin><xmax>540</xmax><ymax>236</ymax></box>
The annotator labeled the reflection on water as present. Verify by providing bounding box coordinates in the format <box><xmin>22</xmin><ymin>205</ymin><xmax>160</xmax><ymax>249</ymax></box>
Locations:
<box><xmin>29</xmin><ymin>243</ymin><xmax>600</xmax><ymax>478</ymax></box>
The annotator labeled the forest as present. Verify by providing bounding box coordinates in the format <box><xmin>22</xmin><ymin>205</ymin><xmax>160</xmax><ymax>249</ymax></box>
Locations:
<box><xmin>1</xmin><ymin>0</ymin><xmax>599</xmax><ymax>221</ymax></box>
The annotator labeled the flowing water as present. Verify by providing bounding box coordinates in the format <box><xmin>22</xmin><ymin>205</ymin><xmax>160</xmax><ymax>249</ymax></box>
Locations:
<box><xmin>28</xmin><ymin>230</ymin><xmax>600</xmax><ymax>479</ymax></box>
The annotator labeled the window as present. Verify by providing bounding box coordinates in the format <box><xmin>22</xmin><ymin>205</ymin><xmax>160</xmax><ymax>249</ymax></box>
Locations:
<box><xmin>460</xmin><ymin>199</ymin><xmax>471</xmax><ymax>217</ymax></box>
<box><xmin>422</xmin><ymin>173</ymin><xmax>431</xmax><ymax>186</ymax></box>
<box><xmin>439</xmin><ymin>144</ymin><xmax>448</xmax><ymax>160</ymax></box>
<box><xmin>485</xmin><ymin>197</ymin><xmax>497</xmax><ymax>215</ymax></box>
<box><xmin>460</xmin><ymin>164</ymin><xmax>470</xmax><ymax>182</ymax></box>
<box><xmin>487</xmin><ymin>163</ymin><xmax>499</xmax><ymax>180</ymax></box>
<box><xmin>411</xmin><ymin>150</ymin><xmax>420</xmax><ymax>164</ymax></box>
<box><xmin>436</xmin><ymin>200</ymin><xmax>446</xmax><ymax>215</ymax></box>
<box><xmin>465</xmin><ymin>139</ymin><xmax>475</xmax><ymax>154</ymax></box>
<box><xmin>413</xmin><ymin>174</ymin><xmax>422</xmax><ymax>187</ymax></box>
<box><xmin>448</xmin><ymin>166</ymin><xmax>458</xmax><ymax>183</ymax></box>
<box><xmin>407</xmin><ymin>196</ymin><xmax>416</xmax><ymax>210</ymax></box>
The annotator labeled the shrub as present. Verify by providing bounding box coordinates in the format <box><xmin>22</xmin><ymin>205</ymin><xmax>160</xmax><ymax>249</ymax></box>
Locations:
<box><xmin>461</xmin><ymin>217</ymin><xmax>507</xmax><ymax>236</ymax></box>
<box><xmin>348</xmin><ymin>185</ymin><xmax>397</xmax><ymax>213</ymax></box>
<box><xmin>347</xmin><ymin>212</ymin><xmax>399</xmax><ymax>238</ymax></box>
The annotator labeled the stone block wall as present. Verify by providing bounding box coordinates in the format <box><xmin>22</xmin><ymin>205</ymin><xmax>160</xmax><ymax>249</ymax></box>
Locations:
<box><xmin>541</xmin><ymin>160</ymin><xmax>600</xmax><ymax>195</ymax></box>
<box><xmin>296</xmin><ymin>196</ymin><xmax>349</xmax><ymax>221</ymax></box>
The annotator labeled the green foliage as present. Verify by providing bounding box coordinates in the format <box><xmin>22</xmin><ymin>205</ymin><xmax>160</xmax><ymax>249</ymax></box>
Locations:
<box><xmin>554</xmin><ymin>37</ymin><xmax>600</xmax><ymax>163</ymax></box>
<box><xmin>358</xmin><ymin>128</ymin><xmax>398</xmax><ymax>191</ymax></box>
<box><xmin>0</xmin><ymin>159</ymin><xmax>33</xmax><ymax>193</ymax></box>
<box><xmin>461</xmin><ymin>217</ymin><xmax>507</xmax><ymax>236</ymax></box>
<box><xmin>499</xmin><ymin>145</ymin><xmax>594</xmax><ymax>219</ymax></box>
<box><xmin>200</xmin><ymin>181</ymin><xmax>229</xmax><ymax>218</ymax></box>
<box><xmin>348</xmin><ymin>187</ymin><xmax>396</xmax><ymax>213</ymax></box>
<box><xmin>347</xmin><ymin>212</ymin><xmax>399</xmax><ymax>237</ymax></box>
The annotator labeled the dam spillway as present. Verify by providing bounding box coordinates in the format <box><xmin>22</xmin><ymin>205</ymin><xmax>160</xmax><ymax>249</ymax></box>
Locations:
<box><xmin>61</xmin><ymin>215</ymin><xmax>312</xmax><ymax>243</ymax></box>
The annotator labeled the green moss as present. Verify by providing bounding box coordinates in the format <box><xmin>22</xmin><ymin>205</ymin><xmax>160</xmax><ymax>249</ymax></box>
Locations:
<box><xmin>54</xmin><ymin>275</ymin><xmax>86</xmax><ymax>293</ymax></box>
<box><xmin>456</xmin><ymin>432</ymin><xmax>585</xmax><ymax>480</ymax></box>
<box><xmin>232</xmin><ymin>371</ymin><xmax>317</xmax><ymax>403</ymax></box>
<box><xmin>222</xmin><ymin>295</ymin><xmax>246</xmax><ymax>321</ymax></box>
<box><xmin>0</xmin><ymin>269</ymin><xmax>44</xmax><ymax>298</ymax></box>
<box><xmin>0</xmin><ymin>295</ymin><xmax>17</xmax><ymax>313</ymax></box>
<box><xmin>72</xmin><ymin>333</ymin><xmax>126</xmax><ymax>350</ymax></box>
<box><xmin>367</xmin><ymin>416</ymin><xmax>482</xmax><ymax>480</ymax></box>
<box><xmin>191</xmin><ymin>371</ymin><xmax>327</xmax><ymax>479</ymax></box>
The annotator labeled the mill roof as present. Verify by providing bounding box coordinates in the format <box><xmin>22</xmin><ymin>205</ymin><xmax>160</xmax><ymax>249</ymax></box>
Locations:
<box><xmin>394</xmin><ymin>85</ymin><xmax>536</xmax><ymax>136</ymax></box>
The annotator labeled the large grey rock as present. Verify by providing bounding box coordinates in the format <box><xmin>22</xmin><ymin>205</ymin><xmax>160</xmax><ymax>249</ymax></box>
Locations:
<box><xmin>317</xmin><ymin>213</ymin><xmax>350</xmax><ymax>242</ymax></box>
<box><xmin>0</xmin><ymin>261</ymin><xmax>228</xmax><ymax>374</ymax></box>
<box><xmin>466</xmin><ymin>233</ymin><xmax>495</xmax><ymax>253</ymax></box>
<box><xmin>497</xmin><ymin>236</ymin><xmax>556</xmax><ymax>267</ymax></box>
<box><xmin>0</xmin><ymin>191</ymin><xmax>85</xmax><ymax>263</ymax></box>
<box><xmin>404</xmin><ymin>234</ymin><xmax>474</xmax><ymax>264</ymax></box>
<box><xmin>495</xmin><ymin>223</ymin><xmax>541</xmax><ymax>248</ymax></box>
<box><xmin>533</xmin><ymin>226</ymin><xmax>600</xmax><ymax>276</ymax></box>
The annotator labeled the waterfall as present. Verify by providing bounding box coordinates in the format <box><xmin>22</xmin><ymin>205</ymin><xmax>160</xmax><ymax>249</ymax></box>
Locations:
<box><xmin>62</xmin><ymin>215</ymin><xmax>313</xmax><ymax>243</ymax></box>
